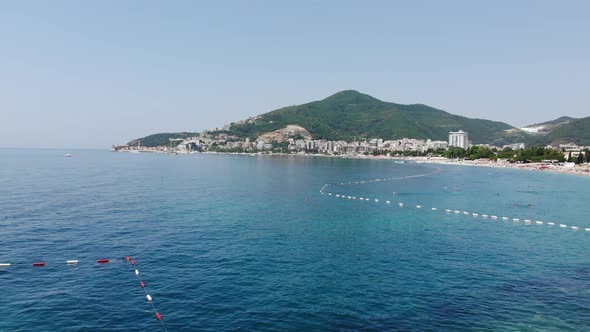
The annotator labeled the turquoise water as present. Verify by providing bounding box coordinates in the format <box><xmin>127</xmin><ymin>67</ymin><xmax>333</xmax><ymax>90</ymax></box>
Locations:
<box><xmin>0</xmin><ymin>149</ymin><xmax>589</xmax><ymax>331</ymax></box>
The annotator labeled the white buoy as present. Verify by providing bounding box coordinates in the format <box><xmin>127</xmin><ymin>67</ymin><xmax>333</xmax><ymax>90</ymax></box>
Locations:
<box><xmin>491</xmin><ymin>216</ymin><xmax>498</xmax><ymax>220</ymax></box>
<box><xmin>513</xmin><ymin>218</ymin><xmax>520</xmax><ymax>222</ymax></box>
<box><xmin>548</xmin><ymin>222</ymin><xmax>555</xmax><ymax>226</ymax></box>
<box><xmin>463</xmin><ymin>211</ymin><xmax>469</xmax><ymax>215</ymax></box>
<box><xmin>560</xmin><ymin>224</ymin><xmax>567</xmax><ymax>228</ymax></box>
<box><xmin>502</xmin><ymin>217</ymin><xmax>509</xmax><ymax>221</ymax></box>
<box><xmin>525</xmin><ymin>220</ymin><xmax>531</xmax><ymax>225</ymax></box>
<box><xmin>328</xmin><ymin>193</ymin><xmax>332</xmax><ymax>196</ymax></box>
<box><xmin>472</xmin><ymin>213</ymin><xmax>478</xmax><ymax>217</ymax></box>
<box><xmin>66</xmin><ymin>260</ymin><xmax>78</xmax><ymax>264</ymax></box>
<box><xmin>535</xmin><ymin>221</ymin><xmax>543</xmax><ymax>225</ymax></box>
<box><xmin>571</xmin><ymin>226</ymin><xmax>579</xmax><ymax>231</ymax></box>
<box><xmin>586</xmin><ymin>228</ymin><xmax>590</xmax><ymax>232</ymax></box>
<box><xmin>375</xmin><ymin>199</ymin><xmax>379</xmax><ymax>202</ymax></box>
<box><xmin>146</xmin><ymin>294</ymin><xmax>153</xmax><ymax>302</ymax></box>
<box><xmin>416</xmin><ymin>205</ymin><xmax>421</xmax><ymax>208</ymax></box>
<box><xmin>353</xmin><ymin>197</ymin><xmax>357</xmax><ymax>200</ymax></box>
<box><xmin>135</xmin><ymin>269</ymin><xmax>139</xmax><ymax>276</ymax></box>
<box><xmin>386</xmin><ymin>201</ymin><xmax>391</xmax><ymax>204</ymax></box>
<box><xmin>432</xmin><ymin>207</ymin><xmax>437</xmax><ymax>211</ymax></box>
<box><xmin>399</xmin><ymin>203</ymin><xmax>404</xmax><ymax>207</ymax></box>
<box><xmin>445</xmin><ymin>209</ymin><xmax>451</xmax><ymax>213</ymax></box>
<box><xmin>482</xmin><ymin>214</ymin><xmax>488</xmax><ymax>218</ymax></box>
<box><xmin>454</xmin><ymin>210</ymin><xmax>460</xmax><ymax>214</ymax></box>
<box><xmin>336</xmin><ymin>194</ymin><xmax>340</xmax><ymax>197</ymax></box>
<box><xmin>0</xmin><ymin>263</ymin><xmax>11</xmax><ymax>267</ymax></box>
<box><xmin>359</xmin><ymin>198</ymin><xmax>364</xmax><ymax>201</ymax></box>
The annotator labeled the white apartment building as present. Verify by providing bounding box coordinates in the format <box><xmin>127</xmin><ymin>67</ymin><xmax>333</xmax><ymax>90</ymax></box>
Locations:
<box><xmin>449</xmin><ymin>130</ymin><xmax>469</xmax><ymax>149</ymax></box>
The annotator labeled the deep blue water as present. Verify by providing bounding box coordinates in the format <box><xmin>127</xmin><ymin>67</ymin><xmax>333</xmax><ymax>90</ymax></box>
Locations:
<box><xmin>1</xmin><ymin>149</ymin><xmax>589</xmax><ymax>331</ymax></box>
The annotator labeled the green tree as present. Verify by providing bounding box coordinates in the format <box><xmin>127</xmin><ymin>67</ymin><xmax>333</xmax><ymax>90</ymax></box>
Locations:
<box><xmin>576</xmin><ymin>152</ymin><xmax>584</xmax><ymax>164</ymax></box>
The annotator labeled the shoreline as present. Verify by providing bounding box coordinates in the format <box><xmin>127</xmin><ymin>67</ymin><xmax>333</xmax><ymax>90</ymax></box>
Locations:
<box><xmin>115</xmin><ymin>149</ymin><xmax>590</xmax><ymax>177</ymax></box>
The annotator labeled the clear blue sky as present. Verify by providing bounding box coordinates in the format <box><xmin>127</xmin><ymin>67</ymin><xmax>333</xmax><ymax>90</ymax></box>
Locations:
<box><xmin>1</xmin><ymin>1</ymin><xmax>589</xmax><ymax>148</ymax></box>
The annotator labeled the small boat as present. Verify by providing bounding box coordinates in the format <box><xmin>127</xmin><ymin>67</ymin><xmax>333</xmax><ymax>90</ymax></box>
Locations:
<box><xmin>65</xmin><ymin>154</ymin><xmax>72</xmax><ymax>157</ymax></box>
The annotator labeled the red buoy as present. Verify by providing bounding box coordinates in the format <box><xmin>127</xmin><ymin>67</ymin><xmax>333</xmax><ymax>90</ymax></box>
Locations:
<box><xmin>131</xmin><ymin>260</ymin><xmax>136</xmax><ymax>265</ymax></box>
<box><xmin>124</xmin><ymin>256</ymin><xmax>130</xmax><ymax>261</ymax></box>
<box><xmin>32</xmin><ymin>262</ymin><xmax>45</xmax><ymax>267</ymax></box>
<box><xmin>140</xmin><ymin>281</ymin><xmax>145</xmax><ymax>288</ymax></box>
<box><xmin>155</xmin><ymin>312</ymin><xmax>162</xmax><ymax>321</ymax></box>
<box><xmin>97</xmin><ymin>259</ymin><xmax>109</xmax><ymax>263</ymax></box>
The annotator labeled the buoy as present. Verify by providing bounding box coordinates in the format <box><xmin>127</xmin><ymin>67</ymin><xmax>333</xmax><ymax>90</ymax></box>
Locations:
<box><xmin>472</xmin><ymin>213</ymin><xmax>478</xmax><ymax>217</ymax></box>
<box><xmin>536</xmin><ymin>221</ymin><xmax>543</xmax><ymax>225</ymax></box>
<box><xmin>399</xmin><ymin>203</ymin><xmax>404</xmax><ymax>207</ymax></box>
<box><xmin>140</xmin><ymin>281</ymin><xmax>145</xmax><ymax>288</ymax></box>
<box><xmin>559</xmin><ymin>224</ymin><xmax>567</xmax><ymax>228</ymax></box>
<box><xmin>375</xmin><ymin>199</ymin><xmax>379</xmax><ymax>202</ymax></box>
<box><xmin>32</xmin><ymin>262</ymin><xmax>45</xmax><ymax>267</ymax></box>
<box><xmin>502</xmin><ymin>217</ymin><xmax>509</xmax><ymax>220</ymax></box>
<box><xmin>386</xmin><ymin>201</ymin><xmax>391</xmax><ymax>204</ymax></box>
<box><xmin>0</xmin><ymin>263</ymin><xmax>11</xmax><ymax>267</ymax></box>
<box><xmin>97</xmin><ymin>259</ymin><xmax>109</xmax><ymax>264</ymax></box>
<box><xmin>491</xmin><ymin>216</ymin><xmax>498</xmax><ymax>220</ymax></box>
<box><xmin>359</xmin><ymin>198</ymin><xmax>364</xmax><ymax>201</ymax></box>
<box><xmin>66</xmin><ymin>260</ymin><xmax>79</xmax><ymax>264</ymax></box>
<box><xmin>135</xmin><ymin>269</ymin><xmax>139</xmax><ymax>275</ymax></box>
<box><xmin>482</xmin><ymin>214</ymin><xmax>488</xmax><ymax>218</ymax></box>
<box><xmin>328</xmin><ymin>193</ymin><xmax>332</xmax><ymax>196</ymax></box>
<box><xmin>454</xmin><ymin>210</ymin><xmax>460</xmax><ymax>214</ymax></box>
<box><xmin>124</xmin><ymin>256</ymin><xmax>131</xmax><ymax>261</ymax></box>
<box><xmin>146</xmin><ymin>294</ymin><xmax>153</xmax><ymax>302</ymax></box>
<box><xmin>336</xmin><ymin>194</ymin><xmax>340</xmax><ymax>197</ymax></box>
<box><xmin>445</xmin><ymin>209</ymin><xmax>451</xmax><ymax>213</ymax></box>
<box><xmin>525</xmin><ymin>220</ymin><xmax>531</xmax><ymax>225</ymax></box>
<box><xmin>416</xmin><ymin>205</ymin><xmax>421</xmax><ymax>208</ymax></box>
<box><xmin>432</xmin><ymin>207</ymin><xmax>437</xmax><ymax>211</ymax></box>
<box><xmin>571</xmin><ymin>226</ymin><xmax>579</xmax><ymax>231</ymax></box>
<box><xmin>548</xmin><ymin>222</ymin><xmax>555</xmax><ymax>226</ymax></box>
<box><xmin>131</xmin><ymin>260</ymin><xmax>136</xmax><ymax>265</ymax></box>
<box><xmin>463</xmin><ymin>211</ymin><xmax>469</xmax><ymax>215</ymax></box>
<box><xmin>155</xmin><ymin>312</ymin><xmax>162</xmax><ymax>321</ymax></box>
<box><xmin>585</xmin><ymin>228</ymin><xmax>590</xmax><ymax>232</ymax></box>
<box><xmin>513</xmin><ymin>218</ymin><xmax>520</xmax><ymax>222</ymax></box>
<box><xmin>353</xmin><ymin>197</ymin><xmax>356</xmax><ymax>199</ymax></box>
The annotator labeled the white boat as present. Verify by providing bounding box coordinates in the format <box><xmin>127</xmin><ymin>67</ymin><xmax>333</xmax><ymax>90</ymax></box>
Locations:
<box><xmin>65</xmin><ymin>154</ymin><xmax>72</xmax><ymax>157</ymax></box>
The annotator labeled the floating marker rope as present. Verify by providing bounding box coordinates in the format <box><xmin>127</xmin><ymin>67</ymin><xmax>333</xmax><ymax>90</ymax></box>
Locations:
<box><xmin>0</xmin><ymin>257</ymin><xmax>169</xmax><ymax>331</ymax></box>
<box><xmin>319</xmin><ymin>164</ymin><xmax>589</xmax><ymax>234</ymax></box>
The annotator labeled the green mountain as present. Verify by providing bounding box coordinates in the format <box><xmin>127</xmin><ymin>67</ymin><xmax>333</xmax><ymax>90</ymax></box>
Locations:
<box><xmin>539</xmin><ymin>116</ymin><xmax>590</xmax><ymax>145</ymax></box>
<box><xmin>127</xmin><ymin>132</ymin><xmax>198</xmax><ymax>147</ymax></box>
<box><xmin>229</xmin><ymin>90</ymin><xmax>527</xmax><ymax>145</ymax></box>
<box><xmin>528</xmin><ymin>116</ymin><xmax>577</xmax><ymax>127</ymax></box>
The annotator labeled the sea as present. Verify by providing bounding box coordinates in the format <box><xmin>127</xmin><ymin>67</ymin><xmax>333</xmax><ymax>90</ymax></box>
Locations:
<box><xmin>1</xmin><ymin>149</ymin><xmax>589</xmax><ymax>331</ymax></box>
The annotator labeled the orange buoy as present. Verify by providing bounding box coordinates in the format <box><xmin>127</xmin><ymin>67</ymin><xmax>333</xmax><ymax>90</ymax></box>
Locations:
<box><xmin>32</xmin><ymin>262</ymin><xmax>45</xmax><ymax>267</ymax></box>
<box><xmin>155</xmin><ymin>312</ymin><xmax>162</xmax><ymax>321</ymax></box>
<box><xmin>97</xmin><ymin>259</ymin><xmax>109</xmax><ymax>263</ymax></box>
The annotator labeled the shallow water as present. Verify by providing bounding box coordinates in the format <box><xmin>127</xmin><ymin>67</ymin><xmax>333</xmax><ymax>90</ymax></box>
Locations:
<box><xmin>1</xmin><ymin>150</ymin><xmax>589</xmax><ymax>331</ymax></box>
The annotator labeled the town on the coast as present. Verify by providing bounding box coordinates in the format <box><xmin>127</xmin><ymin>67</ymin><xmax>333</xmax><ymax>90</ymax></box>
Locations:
<box><xmin>113</xmin><ymin>124</ymin><xmax>590</xmax><ymax>175</ymax></box>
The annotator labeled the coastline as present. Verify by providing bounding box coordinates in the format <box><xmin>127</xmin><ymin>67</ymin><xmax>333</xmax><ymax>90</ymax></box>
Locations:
<box><xmin>114</xmin><ymin>149</ymin><xmax>590</xmax><ymax>178</ymax></box>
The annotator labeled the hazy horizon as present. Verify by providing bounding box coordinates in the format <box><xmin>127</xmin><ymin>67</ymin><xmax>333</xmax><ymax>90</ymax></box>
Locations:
<box><xmin>1</xmin><ymin>1</ymin><xmax>589</xmax><ymax>149</ymax></box>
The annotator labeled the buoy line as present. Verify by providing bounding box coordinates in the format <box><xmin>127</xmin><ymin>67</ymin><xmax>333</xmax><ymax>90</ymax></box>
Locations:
<box><xmin>0</xmin><ymin>256</ymin><xmax>168</xmax><ymax>331</ymax></box>
<box><xmin>319</xmin><ymin>164</ymin><xmax>589</xmax><ymax>234</ymax></box>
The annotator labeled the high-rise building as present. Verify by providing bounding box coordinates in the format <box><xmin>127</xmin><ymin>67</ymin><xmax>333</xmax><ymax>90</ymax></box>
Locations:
<box><xmin>449</xmin><ymin>130</ymin><xmax>469</xmax><ymax>149</ymax></box>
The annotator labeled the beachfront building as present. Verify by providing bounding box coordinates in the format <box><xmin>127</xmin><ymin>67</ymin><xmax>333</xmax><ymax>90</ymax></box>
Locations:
<box><xmin>449</xmin><ymin>130</ymin><xmax>469</xmax><ymax>149</ymax></box>
<box><xmin>503</xmin><ymin>143</ymin><xmax>525</xmax><ymax>150</ymax></box>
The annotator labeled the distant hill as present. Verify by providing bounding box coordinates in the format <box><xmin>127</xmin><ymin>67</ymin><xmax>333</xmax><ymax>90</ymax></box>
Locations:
<box><xmin>538</xmin><ymin>116</ymin><xmax>590</xmax><ymax>146</ymax></box>
<box><xmin>229</xmin><ymin>90</ymin><xmax>528</xmax><ymax>145</ymax></box>
<box><xmin>529</xmin><ymin>116</ymin><xmax>577</xmax><ymax>127</ymax></box>
<box><xmin>127</xmin><ymin>132</ymin><xmax>198</xmax><ymax>147</ymax></box>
